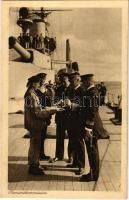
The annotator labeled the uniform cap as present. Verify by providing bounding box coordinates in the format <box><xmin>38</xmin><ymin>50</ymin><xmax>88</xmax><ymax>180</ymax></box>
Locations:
<box><xmin>28</xmin><ymin>75</ymin><xmax>41</xmax><ymax>83</ymax></box>
<box><xmin>36</xmin><ymin>73</ymin><xmax>47</xmax><ymax>79</ymax></box>
<box><xmin>81</xmin><ymin>74</ymin><xmax>94</xmax><ymax>81</ymax></box>
<box><xmin>68</xmin><ymin>71</ymin><xmax>80</xmax><ymax>79</ymax></box>
<box><xmin>57</xmin><ymin>68</ymin><xmax>68</xmax><ymax>77</ymax></box>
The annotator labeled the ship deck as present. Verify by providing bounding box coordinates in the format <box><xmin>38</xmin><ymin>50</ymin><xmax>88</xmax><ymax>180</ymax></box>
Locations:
<box><xmin>8</xmin><ymin>106</ymin><xmax>121</xmax><ymax>192</ymax></box>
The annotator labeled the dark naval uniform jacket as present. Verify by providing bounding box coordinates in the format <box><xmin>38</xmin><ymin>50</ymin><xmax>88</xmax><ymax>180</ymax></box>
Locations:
<box><xmin>65</xmin><ymin>84</ymin><xmax>85</xmax><ymax>168</ymax></box>
<box><xmin>54</xmin><ymin>84</ymin><xmax>70</xmax><ymax>159</ymax></box>
<box><xmin>55</xmin><ymin>84</ymin><xmax>68</xmax><ymax>125</ymax></box>
<box><xmin>83</xmin><ymin>85</ymin><xmax>108</xmax><ymax>139</ymax></box>
<box><xmin>65</xmin><ymin>84</ymin><xmax>85</xmax><ymax>132</ymax></box>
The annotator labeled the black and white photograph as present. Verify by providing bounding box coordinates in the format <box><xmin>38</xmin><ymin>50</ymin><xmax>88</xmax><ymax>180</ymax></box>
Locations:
<box><xmin>1</xmin><ymin>1</ymin><xmax>128</xmax><ymax>198</ymax></box>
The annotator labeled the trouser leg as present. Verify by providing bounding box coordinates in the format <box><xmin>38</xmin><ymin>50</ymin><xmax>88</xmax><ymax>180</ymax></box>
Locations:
<box><xmin>28</xmin><ymin>131</ymin><xmax>41</xmax><ymax>166</ymax></box>
<box><xmin>39</xmin><ymin>127</ymin><xmax>47</xmax><ymax>157</ymax></box>
<box><xmin>75</xmin><ymin>137</ymin><xmax>85</xmax><ymax>169</ymax></box>
<box><xmin>68</xmin><ymin>140</ymin><xmax>73</xmax><ymax>161</ymax></box>
<box><xmin>68</xmin><ymin>128</ymin><xmax>85</xmax><ymax>168</ymax></box>
<box><xmin>100</xmin><ymin>95</ymin><xmax>105</xmax><ymax>105</ymax></box>
<box><xmin>68</xmin><ymin>132</ymin><xmax>74</xmax><ymax>161</ymax></box>
<box><xmin>55</xmin><ymin>124</ymin><xmax>65</xmax><ymax>159</ymax></box>
<box><xmin>85</xmin><ymin>137</ymin><xmax>99</xmax><ymax>178</ymax></box>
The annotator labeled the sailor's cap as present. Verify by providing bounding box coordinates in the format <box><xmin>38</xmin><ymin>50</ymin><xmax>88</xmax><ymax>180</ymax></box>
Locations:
<box><xmin>28</xmin><ymin>75</ymin><xmax>41</xmax><ymax>83</ymax></box>
<box><xmin>36</xmin><ymin>73</ymin><xmax>47</xmax><ymax>79</ymax></box>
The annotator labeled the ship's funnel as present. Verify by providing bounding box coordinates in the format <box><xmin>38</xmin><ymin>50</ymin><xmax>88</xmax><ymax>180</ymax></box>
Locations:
<box><xmin>9</xmin><ymin>36</ymin><xmax>33</xmax><ymax>62</ymax></box>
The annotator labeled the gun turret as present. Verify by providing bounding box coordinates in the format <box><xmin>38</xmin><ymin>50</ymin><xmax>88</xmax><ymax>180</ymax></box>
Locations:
<box><xmin>9</xmin><ymin>36</ymin><xmax>51</xmax><ymax>68</ymax></box>
<box><xmin>9</xmin><ymin>36</ymin><xmax>33</xmax><ymax>62</ymax></box>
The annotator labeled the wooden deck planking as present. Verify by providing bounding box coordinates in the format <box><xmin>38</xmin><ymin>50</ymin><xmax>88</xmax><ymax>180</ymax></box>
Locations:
<box><xmin>94</xmin><ymin>175</ymin><xmax>107</xmax><ymax>191</ymax></box>
<box><xmin>98</xmin><ymin>141</ymin><xmax>121</xmax><ymax>191</ymax></box>
<box><xmin>47</xmin><ymin>169</ymin><xmax>58</xmax><ymax>191</ymax></box>
<box><xmin>100</xmin><ymin>169</ymin><xmax>116</xmax><ymax>191</ymax></box>
<box><xmin>107</xmin><ymin>162</ymin><xmax>121</xmax><ymax>191</ymax></box>
<box><xmin>104</xmin><ymin>142</ymin><xmax>121</xmax><ymax>162</ymax></box>
<box><xmin>98</xmin><ymin>140</ymin><xmax>109</xmax><ymax>161</ymax></box>
<box><xmin>56</xmin><ymin>162</ymin><xmax>67</xmax><ymax>191</ymax></box>
<box><xmin>100</xmin><ymin>159</ymin><xmax>118</xmax><ymax>191</ymax></box>
<box><xmin>80</xmin><ymin>181</ymin><xmax>90</xmax><ymax>191</ymax></box>
<box><xmin>101</xmin><ymin>161</ymin><xmax>120</xmax><ymax>191</ymax></box>
<box><xmin>64</xmin><ymin>170</ymin><xmax>75</xmax><ymax>191</ymax></box>
<box><xmin>87</xmin><ymin>182</ymin><xmax>96</xmax><ymax>191</ymax></box>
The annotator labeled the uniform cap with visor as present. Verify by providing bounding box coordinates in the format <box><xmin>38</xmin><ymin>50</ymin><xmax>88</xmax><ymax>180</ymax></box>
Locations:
<box><xmin>81</xmin><ymin>74</ymin><xmax>94</xmax><ymax>81</ymax></box>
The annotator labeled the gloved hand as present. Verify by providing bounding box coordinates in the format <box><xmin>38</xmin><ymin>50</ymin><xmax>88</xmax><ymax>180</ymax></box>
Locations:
<box><xmin>56</xmin><ymin>99</ymin><xmax>64</xmax><ymax>107</ymax></box>
<box><xmin>84</xmin><ymin>127</ymin><xmax>93</xmax><ymax>141</ymax></box>
<box><xmin>64</xmin><ymin>99</ymin><xmax>72</xmax><ymax>108</ymax></box>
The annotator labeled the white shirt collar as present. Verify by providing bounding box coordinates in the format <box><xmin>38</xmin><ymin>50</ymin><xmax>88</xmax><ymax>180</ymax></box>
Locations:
<box><xmin>87</xmin><ymin>84</ymin><xmax>95</xmax><ymax>91</ymax></box>
<box><xmin>74</xmin><ymin>84</ymin><xmax>81</xmax><ymax>90</ymax></box>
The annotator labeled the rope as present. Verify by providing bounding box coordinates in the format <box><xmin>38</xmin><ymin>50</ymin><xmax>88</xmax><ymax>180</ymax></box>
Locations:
<box><xmin>92</xmin><ymin>139</ymin><xmax>111</xmax><ymax>191</ymax></box>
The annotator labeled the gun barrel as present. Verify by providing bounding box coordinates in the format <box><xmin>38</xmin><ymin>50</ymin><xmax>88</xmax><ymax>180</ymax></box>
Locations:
<box><xmin>9</xmin><ymin>36</ymin><xmax>32</xmax><ymax>61</ymax></box>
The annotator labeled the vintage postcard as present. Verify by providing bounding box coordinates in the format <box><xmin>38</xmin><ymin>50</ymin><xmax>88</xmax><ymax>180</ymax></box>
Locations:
<box><xmin>0</xmin><ymin>1</ymin><xmax>128</xmax><ymax>199</ymax></box>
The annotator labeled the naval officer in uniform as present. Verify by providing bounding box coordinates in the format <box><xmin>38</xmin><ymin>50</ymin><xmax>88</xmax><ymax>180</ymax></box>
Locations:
<box><xmin>51</xmin><ymin>69</ymin><xmax>70</xmax><ymax>162</ymax></box>
<box><xmin>80</xmin><ymin>74</ymin><xmax>109</xmax><ymax>182</ymax></box>
<box><xmin>65</xmin><ymin>72</ymin><xmax>85</xmax><ymax>174</ymax></box>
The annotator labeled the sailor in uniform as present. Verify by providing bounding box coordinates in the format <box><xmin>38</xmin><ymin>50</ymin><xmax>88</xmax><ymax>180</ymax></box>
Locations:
<box><xmin>24</xmin><ymin>75</ymin><xmax>58</xmax><ymax>175</ymax></box>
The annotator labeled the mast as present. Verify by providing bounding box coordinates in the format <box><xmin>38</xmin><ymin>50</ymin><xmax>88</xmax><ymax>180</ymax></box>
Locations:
<box><xmin>66</xmin><ymin>39</ymin><xmax>72</xmax><ymax>73</ymax></box>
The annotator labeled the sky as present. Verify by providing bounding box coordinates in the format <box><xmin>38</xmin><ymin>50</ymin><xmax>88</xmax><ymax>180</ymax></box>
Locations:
<box><xmin>49</xmin><ymin>8</ymin><xmax>122</xmax><ymax>81</ymax></box>
<box><xmin>10</xmin><ymin>8</ymin><xmax>122</xmax><ymax>82</ymax></box>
